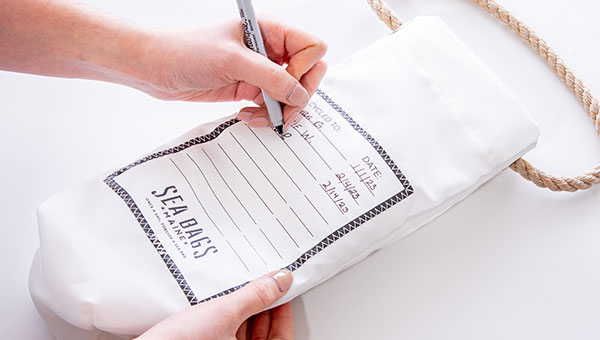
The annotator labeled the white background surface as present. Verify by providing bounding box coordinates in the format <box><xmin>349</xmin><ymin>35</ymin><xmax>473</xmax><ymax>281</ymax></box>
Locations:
<box><xmin>1</xmin><ymin>0</ymin><xmax>599</xmax><ymax>339</ymax></box>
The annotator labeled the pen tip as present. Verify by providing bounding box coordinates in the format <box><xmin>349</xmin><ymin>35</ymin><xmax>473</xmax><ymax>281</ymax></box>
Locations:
<box><xmin>275</xmin><ymin>125</ymin><xmax>284</xmax><ymax>138</ymax></box>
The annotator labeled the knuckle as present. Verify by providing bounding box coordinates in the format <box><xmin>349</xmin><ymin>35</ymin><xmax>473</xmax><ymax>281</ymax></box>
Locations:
<box><xmin>269</xmin><ymin>66</ymin><xmax>288</xmax><ymax>86</ymax></box>
<box><xmin>305</xmin><ymin>37</ymin><xmax>328</xmax><ymax>57</ymax></box>
<box><xmin>315</xmin><ymin>59</ymin><xmax>328</xmax><ymax>72</ymax></box>
<box><xmin>316</xmin><ymin>39</ymin><xmax>328</xmax><ymax>55</ymax></box>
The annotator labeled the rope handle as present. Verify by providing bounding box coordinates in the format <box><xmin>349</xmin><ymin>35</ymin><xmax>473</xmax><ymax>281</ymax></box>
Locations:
<box><xmin>367</xmin><ymin>0</ymin><xmax>600</xmax><ymax>192</ymax></box>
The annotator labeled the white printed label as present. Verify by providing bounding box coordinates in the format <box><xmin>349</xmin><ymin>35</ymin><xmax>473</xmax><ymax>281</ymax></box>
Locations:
<box><xmin>106</xmin><ymin>89</ymin><xmax>413</xmax><ymax>303</ymax></box>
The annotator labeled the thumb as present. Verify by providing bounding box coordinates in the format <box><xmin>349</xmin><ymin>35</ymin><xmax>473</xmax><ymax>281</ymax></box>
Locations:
<box><xmin>227</xmin><ymin>270</ymin><xmax>293</xmax><ymax>322</ymax></box>
<box><xmin>232</xmin><ymin>52</ymin><xmax>310</xmax><ymax>108</ymax></box>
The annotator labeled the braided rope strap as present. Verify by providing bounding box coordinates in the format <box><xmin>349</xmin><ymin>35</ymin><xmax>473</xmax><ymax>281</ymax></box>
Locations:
<box><xmin>366</xmin><ymin>0</ymin><xmax>403</xmax><ymax>30</ymax></box>
<box><xmin>367</xmin><ymin>0</ymin><xmax>600</xmax><ymax>192</ymax></box>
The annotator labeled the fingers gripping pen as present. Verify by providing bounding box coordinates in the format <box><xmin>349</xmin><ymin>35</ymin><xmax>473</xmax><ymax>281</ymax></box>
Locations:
<box><xmin>236</xmin><ymin>0</ymin><xmax>285</xmax><ymax>136</ymax></box>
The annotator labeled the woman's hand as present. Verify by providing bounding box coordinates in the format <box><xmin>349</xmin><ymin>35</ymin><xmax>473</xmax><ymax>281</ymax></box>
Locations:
<box><xmin>144</xmin><ymin>18</ymin><xmax>327</xmax><ymax>128</ymax></box>
<box><xmin>1</xmin><ymin>1</ymin><xmax>327</xmax><ymax>129</ymax></box>
<box><xmin>136</xmin><ymin>270</ymin><xmax>294</xmax><ymax>340</ymax></box>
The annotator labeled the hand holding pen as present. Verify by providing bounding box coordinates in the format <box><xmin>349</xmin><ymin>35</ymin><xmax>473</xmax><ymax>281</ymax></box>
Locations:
<box><xmin>234</xmin><ymin>3</ymin><xmax>327</xmax><ymax>133</ymax></box>
<box><xmin>1</xmin><ymin>0</ymin><xmax>326</xmax><ymax>338</ymax></box>
<box><xmin>1</xmin><ymin>2</ymin><xmax>326</xmax><ymax>131</ymax></box>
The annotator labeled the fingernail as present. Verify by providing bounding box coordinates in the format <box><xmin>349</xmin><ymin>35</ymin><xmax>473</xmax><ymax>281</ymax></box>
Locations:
<box><xmin>286</xmin><ymin>84</ymin><xmax>309</xmax><ymax>107</ymax></box>
<box><xmin>237</xmin><ymin>111</ymin><xmax>253</xmax><ymax>122</ymax></box>
<box><xmin>271</xmin><ymin>270</ymin><xmax>293</xmax><ymax>292</ymax></box>
<box><xmin>284</xmin><ymin>110</ymin><xmax>300</xmax><ymax>128</ymax></box>
<box><xmin>248</xmin><ymin>117</ymin><xmax>269</xmax><ymax>127</ymax></box>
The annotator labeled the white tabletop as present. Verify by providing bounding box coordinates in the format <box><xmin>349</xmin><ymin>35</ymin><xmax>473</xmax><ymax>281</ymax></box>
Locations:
<box><xmin>2</xmin><ymin>0</ymin><xmax>600</xmax><ymax>339</ymax></box>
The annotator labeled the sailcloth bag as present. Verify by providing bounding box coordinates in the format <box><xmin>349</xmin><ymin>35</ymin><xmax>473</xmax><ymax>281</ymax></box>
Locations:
<box><xmin>30</xmin><ymin>1</ymin><xmax>598</xmax><ymax>339</ymax></box>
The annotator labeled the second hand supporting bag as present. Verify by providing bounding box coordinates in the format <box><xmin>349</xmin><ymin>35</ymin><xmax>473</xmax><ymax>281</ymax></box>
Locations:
<box><xmin>30</xmin><ymin>10</ymin><xmax>544</xmax><ymax>340</ymax></box>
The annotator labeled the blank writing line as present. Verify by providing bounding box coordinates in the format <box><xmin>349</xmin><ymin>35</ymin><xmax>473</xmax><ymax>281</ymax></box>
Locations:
<box><xmin>244</xmin><ymin>235</ymin><xmax>267</xmax><ymax>266</ymax></box>
<box><xmin>304</xmin><ymin>194</ymin><xmax>328</xmax><ymax>225</ymax></box>
<box><xmin>169</xmin><ymin>158</ymin><xmax>223</xmax><ymax>236</ymax></box>
<box><xmin>229</xmin><ymin>132</ymin><xmax>287</xmax><ymax>204</ymax></box>
<box><xmin>191</xmin><ymin>152</ymin><xmax>257</xmax><ymax>225</ymax></box>
<box><xmin>317</xmin><ymin>127</ymin><xmax>347</xmax><ymax>161</ymax></box>
<box><xmin>282</xmin><ymin>139</ymin><xmax>317</xmax><ymax>181</ymax></box>
<box><xmin>195</xmin><ymin>151</ymin><xmax>242</xmax><ymax>231</ymax></box>
<box><xmin>291</xmin><ymin>124</ymin><xmax>332</xmax><ymax>170</ymax></box>
<box><xmin>217</xmin><ymin>143</ymin><xmax>274</xmax><ymax>215</ymax></box>
<box><xmin>246</xmin><ymin>126</ymin><xmax>302</xmax><ymax>192</ymax></box>
<box><xmin>260</xmin><ymin>227</ymin><xmax>283</xmax><ymax>259</ymax></box>
<box><xmin>226</xmin><ymin>240</ymin><xmax>249</xmax><ymax>272</ymax></box>
<box><xmin>276</xmin><ymin>218</ymin><xmax>299</xmax><ymax>248</ymax></box>
<box><xmin>289</xmin><ymin>206</ymin><xmax>314</xmax><ymax>237</ymax></box>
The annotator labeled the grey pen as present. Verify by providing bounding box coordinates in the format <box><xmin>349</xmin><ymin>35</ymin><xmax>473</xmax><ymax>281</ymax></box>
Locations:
<box><xmin>236</xmin><ymin>0</ymin><xmax>284</xmax><ymax>136</ymax></box>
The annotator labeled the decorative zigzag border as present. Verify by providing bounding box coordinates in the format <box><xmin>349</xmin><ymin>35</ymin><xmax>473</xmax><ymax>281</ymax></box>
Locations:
<box><xmin>104</xmin><ymin>118</ymin><xmax>240</xmax><ymax>305</ymax></box>
<box><xmin>104</xmin><ymin>178</ymin><xmax>202</xmax><ymax>304</ymax></box>
<box><xmin>315</xmin><ymin>89</ymin><xmax>412</xmax><ymax>189</ymax></box>
<box><xmin>280</xmin><ymin>90</ymin><xmax>414</xmax><ymax>272</ymax></box>
<box><xmin>105</xmin><ymin>117</ymin><xmax>239</xmax><ymax>181</ymax></box>
<box><xmin>104</xmin><ymin>89</ymin><xmax>413</xmax><ymax>305</ymax></box>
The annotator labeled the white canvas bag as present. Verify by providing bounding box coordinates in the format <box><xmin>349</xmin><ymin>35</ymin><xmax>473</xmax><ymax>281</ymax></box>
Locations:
<box><xmin>32</xmin><ymin>1</ymin><xmax>599</xmax><ymax>337</ymax></box>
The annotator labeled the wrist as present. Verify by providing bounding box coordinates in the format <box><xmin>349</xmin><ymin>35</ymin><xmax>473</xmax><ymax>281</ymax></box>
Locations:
<box><xmin>103</xmin><ymin>26</ymin><xmax>184</xmax><ymax>99</ymax></box>
<box><xmin>0</xmin><ymin>0</ymin><xmax>168</xmax><ymax>97</ymax></box>
<box><xmin>79</xmin><ymin>20</ymin><xmax>161</xmax><ymax>95</ymax></box>
<box><xmin>45</xmin><ymin>1</ymin><xmax>165</xmax><ymax>96</ymax></box>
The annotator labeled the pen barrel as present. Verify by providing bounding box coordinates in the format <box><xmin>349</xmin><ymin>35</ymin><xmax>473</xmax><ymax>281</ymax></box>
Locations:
<box><xmin>237</xmin><ymin>0</ymin><xmax>284</xmax><ymax>127</ymax></box>
<box><xmin>237</xmin><ymin>0</ymin><xmax>268</xmax><ymax>57</ymax></box>
<box><xmin>262</xmin><ymin>90</ymin><xmax>284</xmax><ymax>126</ymax></box>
